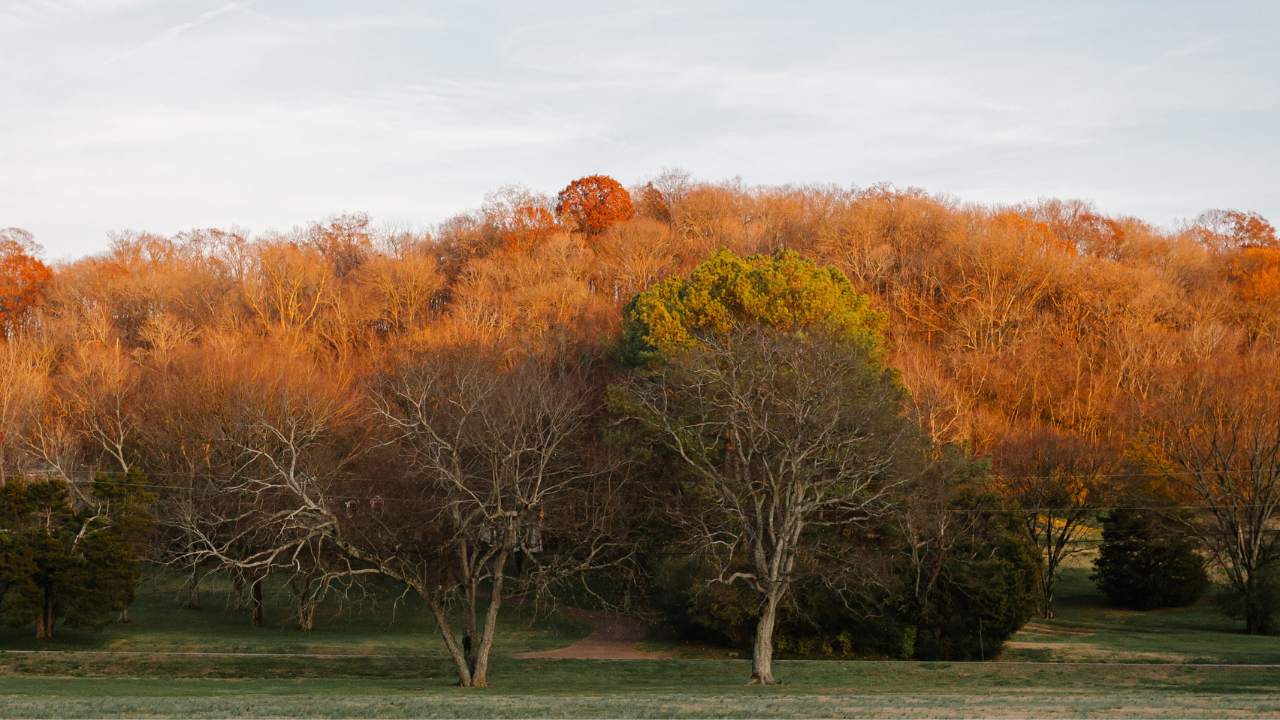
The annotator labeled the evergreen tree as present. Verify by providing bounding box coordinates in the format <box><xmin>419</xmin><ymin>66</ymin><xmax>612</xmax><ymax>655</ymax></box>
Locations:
<box><xmin>0</xmin><ymin>472</ymin><xmax>154</xmax><ymax>639</ymax></box>
<box><xmin>1093</xmin><ymin>509</ymin><xmax>1208</xmax><ymax>610</ymax></box>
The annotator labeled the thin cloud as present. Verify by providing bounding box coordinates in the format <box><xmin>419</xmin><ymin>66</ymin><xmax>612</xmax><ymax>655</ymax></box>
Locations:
<box><xmin>0</xmin><ymin>0</ymin><xmax>167</xmax><ymax>27</ymax></box>
<box><xmin>3</xmin><ymin>0</ymin><xmax>1277</xmax><ymax>258</ymax></box>
<box><xmin>105</xmin><ymin>0</ymin><xmax>260</xmax><ymax>64</ymax></box>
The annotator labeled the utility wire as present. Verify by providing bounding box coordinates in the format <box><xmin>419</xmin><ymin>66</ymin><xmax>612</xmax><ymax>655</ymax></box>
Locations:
<box><xmin>8</xmin><ymin>471</ymin><xmax>1280</xmax><ymax>514</ymax></box>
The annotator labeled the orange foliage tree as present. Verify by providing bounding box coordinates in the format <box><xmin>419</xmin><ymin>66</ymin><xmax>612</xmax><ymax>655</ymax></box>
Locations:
<box><xmin>1190</xmin><ymin>209</ymin><xmax>1278</xmax><ymax>253</ymax></box>
<box><xmin>555</xmin><ymin>175</ymin><xmax>634</xmax><ymax>235</ymax></box>
<box><xmin>481</xmin><ymin>187</ymin><xmax>559</xmax><ymax>251</ymax></box>
<box><xmin>991</xmin><ymin>210</ymin><xmax>1076</xmax><ymax>256</ymax></box>
<box><xmin>502</xmin><ymin>204</ymin><xmax>557</xmax><ymax>250</ymax></box>
<box><xmin>0</xmin><ymin>229</ymin><xmax>53</xmax><ymax>339</ymax></box>
<box><xmin>635</xmin><ymin>182</ymin><xmax>671</xmax><ymax>223</ymax></box>
<box><xmin>1230</xmin><ymin>246</ymin><xmax>1280</xmax><ymax>304</ymax></box>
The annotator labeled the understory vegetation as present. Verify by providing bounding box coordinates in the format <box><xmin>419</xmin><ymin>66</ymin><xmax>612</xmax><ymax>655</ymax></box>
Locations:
<box><xmin>1</xmin><ymin>565</ymin><xmax>1279</xmax><ymax>718</ymax></box>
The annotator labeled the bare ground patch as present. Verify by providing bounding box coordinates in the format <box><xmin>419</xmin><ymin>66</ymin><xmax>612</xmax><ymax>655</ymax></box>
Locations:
<box><xmin>513</xmin><ymin>609</ymin><xmax>672</xmax><ymax>660</ymax></box>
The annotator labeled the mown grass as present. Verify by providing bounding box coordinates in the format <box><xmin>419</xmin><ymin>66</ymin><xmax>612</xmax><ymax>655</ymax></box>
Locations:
<box><xmin>1001</xmin><ymin>563</ymin><xmax>1280</xmax><ymax>665</ymax></box>
<box><xmin>1</xmin><ymin>662</ymin><xmax>1278</xmax><ymax>718</ymax></box>
<box><xmin>1</xmin><ymin>565</ymin><xmax>1279</xmax><ymax>717</ymax></box>
<box><xmin>0</xmin><ymin>571</ymin><xmax>587</xmax><ymax>656</ymax></box>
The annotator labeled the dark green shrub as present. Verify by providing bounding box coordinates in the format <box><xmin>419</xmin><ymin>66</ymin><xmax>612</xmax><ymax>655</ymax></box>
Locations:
<box><xmin>648</xmin><ymin>488</ymin><xmax>1040</xmax><ymax>661</ymax></box>
<box><xmin>0</xmin><ymin>472</ymin><xmax>154</xmax><ymax>638</ymax></box>
<box><xmin>905</xmin><ymin>490</ymin><xmax>1042</xmax><ymax>660</ymax></box>
<box><xmin>1093</xmin><ymin>509</ymin><xmax>1208</xmax><ymax>610</ymax></box>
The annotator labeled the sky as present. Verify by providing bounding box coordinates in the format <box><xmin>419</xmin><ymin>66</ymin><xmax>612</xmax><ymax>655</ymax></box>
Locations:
<box><xmin>1</xmin><ymin>0</ymin><xmax>1277</xmax><ymax>260</ymax></box>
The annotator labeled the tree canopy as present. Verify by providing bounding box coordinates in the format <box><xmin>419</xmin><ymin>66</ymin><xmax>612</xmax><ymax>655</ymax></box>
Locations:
<box><xmin>0</xmin><ymin>473</ymin><xmax>154</xmax><ymax>639</ymax></box>
<box><xmin>0</xmin><ymin>229</ymin><xmax>52</xmax><ymax>339</ymax></box>
<box><xmin>619</xmin><ymin>249</ymin><xmax>884</xmax><ymax>366</ymax></box>
<box><xmin>555</xmin><ymin>175</ymin><xmax>634</xmax><ymax>235</ymax></box>
<box><xmin>2</xmin><ymin>174</ymin><xmax>1279</xmax><ymax>664</ymax></box>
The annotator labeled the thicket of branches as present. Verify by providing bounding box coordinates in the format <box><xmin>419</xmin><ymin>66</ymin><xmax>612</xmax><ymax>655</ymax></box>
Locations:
<box><xmin>2</xmin><ymin>173</ymin><xmax>1279</xmax><ymax>680</ymax></box>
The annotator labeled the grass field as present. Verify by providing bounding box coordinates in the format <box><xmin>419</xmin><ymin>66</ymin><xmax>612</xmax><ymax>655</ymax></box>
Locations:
<box><xmin>1</xmin><ymin>566</ymin><xmax>1278</xmax><ymax>718</ymax></box>
<box><xmin>1002</xmin><ymin>565</ymin><xmax>1280</xmax><ymax>665</ymax></box>
<box><xmin>2</xmin><ymin>662</ymin><xmax>1278</xmax><ymax>719</ymax></box>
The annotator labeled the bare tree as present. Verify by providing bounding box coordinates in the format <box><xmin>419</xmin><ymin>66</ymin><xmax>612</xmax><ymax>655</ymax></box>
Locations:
<box><xmin>165</xmin><ymin>344</ymin><xmax>368</xmax><ymax>627</ymax></box>
<box><xmin>177</xmin><ymin>346</ymin><xmax>627</xmax><ymax>686</ymax></box>
<box><xmin>0</xmin><ymin>339</ymin><xmax>51</xmax><ymax>485</ymax></box>
<box><xmin>1146</xmin><ymin>355</ymin><xmax>1280</xmax><ymax>634</ymax></box>
<box><xmin>351</xmin><ymin>350</ymin><xmax>626</xmax><ymax>687</ymax></box>
<box><xmin>997</xmin><ymin>428</ymin><xmax>1111</xmax><ymax>618</ymax></box>
<box><xmin>614</xmin><ymin>329</ymin><xmax>914</xmax><ymax>684</ymax></box>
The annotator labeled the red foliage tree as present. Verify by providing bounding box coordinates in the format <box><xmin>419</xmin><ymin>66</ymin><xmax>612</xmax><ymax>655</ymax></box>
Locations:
<box><xmin>554</xmin><ymin>175</ymin><xmax>634</xmax><ymax>235</ymax></box>
<box><xmin>0</xmin><ymin>229</ymin><xmax>52</xmax><ymax>339</ymax></box>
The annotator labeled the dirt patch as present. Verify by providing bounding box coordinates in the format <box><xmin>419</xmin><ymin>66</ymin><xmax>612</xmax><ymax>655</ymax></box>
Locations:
<box><xmin>514</xmin><ymin>609</ymin><xmax>672</xmax><ymax>660</ymax></box>
<box><xmin>1020</xmin><ymin>622</ymin><xmax>1096</xmax><ymax>637</ymax></box>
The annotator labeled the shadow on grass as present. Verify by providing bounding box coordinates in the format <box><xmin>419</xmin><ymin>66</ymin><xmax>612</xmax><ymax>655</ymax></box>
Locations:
<box><xmin>0</xmin><ymin>570</ymin><xmax>588</xmax><ymax>657</ymax></box>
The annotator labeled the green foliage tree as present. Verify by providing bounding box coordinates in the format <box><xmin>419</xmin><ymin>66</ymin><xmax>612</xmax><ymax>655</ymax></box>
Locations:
<box><xmin>0</xmin><ymin>473</ymin><xmax>154</xmax><ymax>639</ymax></box>
<box><xmin>618</xmin><ymin>248</ymin><xmax>884</xmax><ymax>366</ymax></box>
<box><xmin>614</xmin><ymin>250</ymin><xmax>918</xmax><ymax>683</ymax></box>
<box><xmin>649</xmin><ymin>456</ymin><xmax>1040</xmax><ymax>662</ymax></box>
<box><xmin>1092</xmin><ymin>509</ymin><xmax>1209</xmax><ymax>610</ymax></box>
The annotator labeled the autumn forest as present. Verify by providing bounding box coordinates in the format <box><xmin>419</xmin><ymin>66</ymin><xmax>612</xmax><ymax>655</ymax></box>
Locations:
<box><xmin>2</xmin><ymin>173</ymin><xmax>1279</xmax><ymax>688</ymax></box>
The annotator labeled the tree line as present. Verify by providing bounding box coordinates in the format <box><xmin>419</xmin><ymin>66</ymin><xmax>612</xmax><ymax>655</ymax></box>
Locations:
<box><xmin>1</xmin><ymin>173</ymin><xmax>1278</xmax><ymax>686</ymax></box>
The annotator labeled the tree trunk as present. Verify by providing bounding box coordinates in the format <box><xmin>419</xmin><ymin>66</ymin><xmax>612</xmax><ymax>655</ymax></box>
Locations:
<box><xmin>34</xmin><ymin>591</ymin><xmax>55</xmax><ymax>640</ymax></box>
<box><xmin>1244</xmin><ymin>590</ymin><xmax>1273</xmax><ymax>635</ymax></box>
<box><xmin>249</xmin><ymin>579</ymin><xmax>264</xmax><ymax>627</ymax></box>
<box><xmin>463</xmin><ymin>579</ymin><xmax>479</xmax><ymax>673</ymax></box>
<box><xmin>751</xmin><ymin>593</ymin><xmax>781</xmax><ymax>685</ymax></box>
<box><xmin>1040</xmin><ymin>524</ymin><xmax>1057</xmax><ymax>619</ymax></box>
<box><xmin>469</xmin><ymin>548</ymin><xmax>511</xmax><ymax>689</ymax></box>
<box><xmin>428</xmin><ymin>597</ymin><xmax>475</xmax><ymax>687</ymax></box>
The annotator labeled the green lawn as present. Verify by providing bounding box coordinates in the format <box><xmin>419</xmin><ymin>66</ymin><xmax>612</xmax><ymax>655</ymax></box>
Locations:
<box><xmin>0</xmin><ymin>571</ymin><xmax>587</xmax><ymax>657</ymax></box>
<box><xmin>1002</xmin><ymin>564</ymin><xmax>1280</xmax><ymax>665</ymax></box>
<box><xmin>0</xmin><ymin>662</ymin><xmax>1277</xmax><ymax>718</ymax></box>
<box><xmin>1</xmin><ymin>566</ymin><xmax>1278</xmax><ymax>718</ymax></box>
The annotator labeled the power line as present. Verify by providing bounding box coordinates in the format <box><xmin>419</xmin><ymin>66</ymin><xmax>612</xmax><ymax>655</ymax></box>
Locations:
<box><xmin>18</xmin><ymin>463</ymin><xmax>1280</xmax><ymax>484</ymax></box>
<box><xmin>8</xmin><ymin>471</ymin><xmax>1280</xmax><ymax>514</ymax></box>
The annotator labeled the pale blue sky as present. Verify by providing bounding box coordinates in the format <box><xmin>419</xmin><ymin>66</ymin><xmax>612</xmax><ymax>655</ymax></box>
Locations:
<box><xmin>2</xmin><ymin>0</ymin><xmax>1276</xmax><ymax>259</ymax></box>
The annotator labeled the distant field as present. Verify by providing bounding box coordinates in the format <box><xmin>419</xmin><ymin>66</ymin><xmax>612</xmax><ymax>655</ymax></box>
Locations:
<box><xmin>1</xmin><ymin>567</ymin><xmax>1278</xmax><ymax>718</ymax></box>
